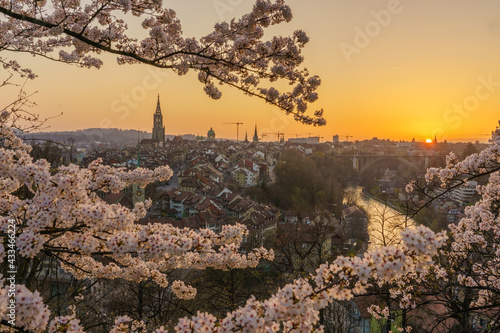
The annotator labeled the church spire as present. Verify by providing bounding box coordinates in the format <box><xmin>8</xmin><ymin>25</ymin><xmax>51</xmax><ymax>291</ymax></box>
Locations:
<box><xmin>155</xmin><ymin>94</ymin><xmax>162</xmax><ymax>115</ymax></box>
<box><xmin>252</xmin><ymin>124</ymin><xmax>259</xmax><ymax>144</ymax></box>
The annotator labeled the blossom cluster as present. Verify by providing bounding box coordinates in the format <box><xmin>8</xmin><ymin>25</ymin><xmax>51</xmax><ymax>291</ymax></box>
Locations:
<box><xmin>48</xmin><ymin>307</ymin><xmax>85</xmax><ymax>333</ymax></box>
<box><xmin>110</xmin><ymin>316</ymin><xmax>147</xmax><ymax>333</ymax></box>
<box><xmin>0</xmin><ymin>276</ymin><xmax>51</xmax><ymax>332</ymax></box>
<box><xmin>367</xmin><ymin>305</ymin><xmax>389</xmax><ymax>320</ymax></box>
<box><xmin>171</xmin><ymin>280</ymin><xmax>197</xmax><ymax>300</ymax></box>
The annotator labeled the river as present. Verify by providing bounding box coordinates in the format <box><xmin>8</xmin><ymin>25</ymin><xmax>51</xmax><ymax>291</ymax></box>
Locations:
<box><xmin>348</xmin><ymin>186</ymin><xmax>415</xmax><ymax>249</ymax></box>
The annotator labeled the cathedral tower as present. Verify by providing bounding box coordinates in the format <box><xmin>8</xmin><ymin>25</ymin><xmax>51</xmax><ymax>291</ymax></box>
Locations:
<box><xmin>152</xmin><ymin>95</ymin><xmax>165</xmax><ymax>145</ymax></box>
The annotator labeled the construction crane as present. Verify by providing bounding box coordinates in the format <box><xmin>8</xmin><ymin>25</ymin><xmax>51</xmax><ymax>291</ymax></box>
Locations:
<box><xmin>344</xmin><ymin>134</ymin><xmax>353</xmax><ymax>141</ymax></box>
<box><xmin>262</xmin><ymin>132</ymin><xmax>285</xmax><ymax>143</ymax></box>
<box><xmin>223</xmin><ymin>122</ymin><xmax>243</xmax><ymax>141</ymax></box>
<box><xmin>277</xmin><ymin>132</ymin><xmax>285</xmax><ymax>143</ymax></box>
<box><xmin>261</xmin><ymin>133</ymin><xmax>273</xmax><ymax>142</ymax></box>
<box><xmin>304</xmin><ymin>132</ymin><xmax>314</xmax><ymax>138</ymax></box>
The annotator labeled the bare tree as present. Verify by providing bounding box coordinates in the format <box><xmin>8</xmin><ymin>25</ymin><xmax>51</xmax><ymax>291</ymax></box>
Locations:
<box><xmin>368</xmin><ymin>201</ymin><xmax>409</xmax><ymax>248</ymax></box>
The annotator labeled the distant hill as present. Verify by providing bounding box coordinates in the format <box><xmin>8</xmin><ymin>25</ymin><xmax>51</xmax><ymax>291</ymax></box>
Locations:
<box><xmin>21</xmin><ymin>129</ymin><xmax>198</xmax><ymax>147</ymax></box>
<box><xmin>22</xmin><ymin>129</ymin><xmax>151</xmax><ymax>147</ymax></box>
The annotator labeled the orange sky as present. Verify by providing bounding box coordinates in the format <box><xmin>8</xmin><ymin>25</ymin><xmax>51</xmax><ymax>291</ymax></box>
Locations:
<box><xmin>1</xmin><ymin>0</ymin><xmax>499</xmax><ymax>142</ymax></box>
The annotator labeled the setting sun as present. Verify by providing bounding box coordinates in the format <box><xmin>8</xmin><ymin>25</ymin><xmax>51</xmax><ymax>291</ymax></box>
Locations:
<box><xmin>426</xmin><ymin>139</ymin><xmax>433</xmax><ymax>143</ymax></box>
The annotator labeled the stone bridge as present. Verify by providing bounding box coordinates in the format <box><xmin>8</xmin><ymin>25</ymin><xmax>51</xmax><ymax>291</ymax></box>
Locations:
<box><xmin>335</xmin><ymin>154</ymin><xmax>446</xmax><ymax>173</ymax></box>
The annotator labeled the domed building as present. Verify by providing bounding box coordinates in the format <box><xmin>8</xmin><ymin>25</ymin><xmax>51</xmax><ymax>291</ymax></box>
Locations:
<box><xmin>207</xmin><ymin>127</ymin><xmax>216</xmax><ymax>141</ymax></box>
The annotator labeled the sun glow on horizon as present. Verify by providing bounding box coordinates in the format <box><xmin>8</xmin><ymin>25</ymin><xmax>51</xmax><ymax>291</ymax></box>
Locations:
<box><xmin>426</xmin><ymin>139</ymin><xmax>433</xmax><ymax>143</ymax></box>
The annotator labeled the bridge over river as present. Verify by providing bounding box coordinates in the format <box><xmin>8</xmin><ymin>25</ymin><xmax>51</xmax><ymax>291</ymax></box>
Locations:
<box><xmin>336</xmin><ymin>154</ymin><xmax>446</xmax><ymax>173</ymax></box>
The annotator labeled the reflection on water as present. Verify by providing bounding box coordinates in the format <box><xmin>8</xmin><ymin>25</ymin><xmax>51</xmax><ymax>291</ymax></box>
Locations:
<box><xmin>349</xmin><ymin>186</ymin><xmax>415</xmax><ymax>249</ymax></box>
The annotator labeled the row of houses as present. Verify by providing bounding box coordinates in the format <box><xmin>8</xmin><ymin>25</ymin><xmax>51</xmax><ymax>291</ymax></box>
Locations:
<box><xmin>160</xmin><ymin>188</ymin><xmax>279</xmax><ymax>231</ymax></box>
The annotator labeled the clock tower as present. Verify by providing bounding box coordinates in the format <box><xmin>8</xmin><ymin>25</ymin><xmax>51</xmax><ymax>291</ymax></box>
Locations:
<box><xmin>132</xmin><ymin>184</ymin><xmax>145</xmax><ymax>205</ymax></box>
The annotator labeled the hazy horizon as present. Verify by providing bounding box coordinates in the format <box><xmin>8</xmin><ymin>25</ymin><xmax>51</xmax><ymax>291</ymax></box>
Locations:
<box><xmin>28</xmin><ymin>127</ymin><xmax>492</xmax><ymax>144</ymax></box>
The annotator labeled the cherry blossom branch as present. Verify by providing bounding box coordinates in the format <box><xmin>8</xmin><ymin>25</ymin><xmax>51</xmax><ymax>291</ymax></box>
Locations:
<box><xmin>0</xmin><ymin>0</ymin><xmax>326</xmax><ymax>125</ymax></box>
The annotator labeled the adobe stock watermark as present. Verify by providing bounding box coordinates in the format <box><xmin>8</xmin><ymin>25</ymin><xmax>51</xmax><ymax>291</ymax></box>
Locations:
<box><xmin>260</xmin><ymin>107</ymin><xmax>293</xmax><ymax>142</ymax></box>
<box><xmin>443</xmin><ymin>75</ymin><xmax>499</xmax><ymax>129</ymax></box>
<box><xmin>107</xmin><ymin>67</ymin><xmax>172</xmax><ymax>127</ymax></box>
<box><xmin>340</xmin><ymin>0</ymin><xmax>412</xmax><ymax>64</ymax></box>
<box><xmin>435</xmin><ymin>74</ymin><xmax>499</xmax><ymax>138</ymax></box>
<box><xmin>85</xmin><ymin>67</ymin><xmax>171</xmax><ymax>143</ymax></box>
<box><xmin>213</xmin><ymin>0</ymin><xmax>243</xmax><ymax>21</ymax></box>
<box><xmin>6</xmin><ymin>218</ymin><xmax>17</xmax><ymax>327</ymax></box>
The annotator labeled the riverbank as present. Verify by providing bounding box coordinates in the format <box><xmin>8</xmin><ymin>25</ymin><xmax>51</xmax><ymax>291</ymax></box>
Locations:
<box><xmin>360</xmin><ymin>189</ymin><xmax>408</xmax><ymax>216</ymax></box>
